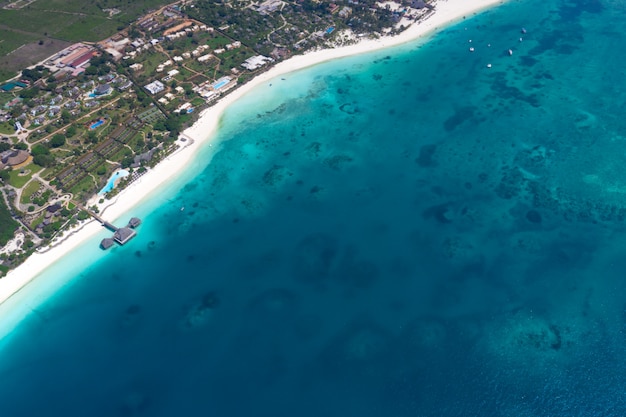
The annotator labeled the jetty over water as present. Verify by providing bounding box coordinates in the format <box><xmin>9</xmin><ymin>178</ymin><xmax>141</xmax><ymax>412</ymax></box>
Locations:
<box><xmin>82</xmin><ymin>207</ymin><xmax>141</xmax><ymax>249</ymax></box>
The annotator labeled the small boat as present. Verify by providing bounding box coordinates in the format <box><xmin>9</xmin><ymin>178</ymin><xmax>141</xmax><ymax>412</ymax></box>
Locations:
<box><xmin>508</xmin><ymin>49</ymin><xmax>513</xmax><ymax>56</ymax></box>
<box><xmin>487</xmin><ymin>63</ymin><xmax>492</xmax><ymax>68</ymax></box>
<box><xmin>519</xmin><ymin>37</ymin><xmax>523</xmax><ymax>42</ymax></box>
<box><xmin>469</xmin><ymin>47</ymin><xmax>475</xmax><ymax>52</ymax></box>
<box><xmin>180</xmin><ymin>206</ymin><xmax>185</xmax><ymax>212</ymax></box>
<box><xmin>521</xmin><ymin>27</ymin><xmax>527</xmax><ymax>34</ymax></box>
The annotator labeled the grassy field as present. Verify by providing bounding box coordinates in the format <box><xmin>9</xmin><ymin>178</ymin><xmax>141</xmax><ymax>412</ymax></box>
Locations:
<box><xmin>7</xmin><ymin>163</ymin><xmax>42</xmax><ymax>188</ymax></box>
<box><xmin>0</xmin><ymin>121</ymin><xmax>15</xmax><ymax>135</ymax></box>
<box><xmin>19</xmin><ymin>179</ymin><xmax>41</xmax><ymax>204</ymax></box>
<box><xmin>0</xmin><ymin>0</ymin><xmax>174</xmax><ymax>82</ymax></box>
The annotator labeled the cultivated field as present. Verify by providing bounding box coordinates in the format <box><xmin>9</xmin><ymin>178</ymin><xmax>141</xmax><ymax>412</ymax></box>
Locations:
<box><xmin>0</xmin><ymin>0</ymin><xmax>174</xmax><ymax>81</ymax></box>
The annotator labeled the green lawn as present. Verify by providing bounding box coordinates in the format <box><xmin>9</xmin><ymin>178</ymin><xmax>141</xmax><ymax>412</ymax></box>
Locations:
<box><xmin>20</xmin><ymin>180</ymin><xmax>42</xmax><ymax>205</ymax></box>
<box><xmin>8</xmin><ymin>163</ymin><xmax>42</xmax><ymax>188</ymax></box>
<box><xmin>30</xmin><ymin>213</ymin><xmax>45</xmax><ymax>229</ymax></box>
<box><xmin>0</xmin><ymin>122</ymin><xmax>15</xmax><ymax>135</ymax></box>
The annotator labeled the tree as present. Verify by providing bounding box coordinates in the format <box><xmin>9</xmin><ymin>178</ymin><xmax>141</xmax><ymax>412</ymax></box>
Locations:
<box><xmin>31</xmin><ymin>144</ymin><xmax>49</xmax><ymax>156</ymax></box>
<box><xmin>121</xmin><ymin>155</ymin><xmax>134</xmax><ymax>169</ymax></box>
<box><xmin>13</xmin><ymin>142</ymin><xmax>28</xmax><ymax>150</ymax></box>
<box><xmin>50</xmin><ymin>134</ymin><xmax>66</xmax><ymax>148</ymax></box>
<box><xmin>0</xmin><ymin>143</ymin><xmax>10</xmax><ymax>152</ymax></box>
<box><xmin>61</xmin><ymin>110</ymin><xmax>72</xmax><ymax>124</ymax></box>
<box><xmin>19</xmin><ymin>87</ymin><xmax>39</xmax><ymax>99</ymax></box>
<box><xmin>87</xmin><ymin>131</ymin><xmax>98</xmax><ymax>144</ymax></box>
<box><xmin>84</xmin><ymin>65</ymin><xmax>98</xmax><ymax>76</ymax></box>
<box><xmin>65</xmin><ymin>125</ymin><xmax>77</xmax><ymax>138</ymax></box>
<box><xmin>0</xmin><ymin>170</ymin><xmax>9</xmax><ymax>183</ymax></box>
<box><xmin>153</xmin><ymin>120</ymin><xmax>167</xmax><ymax>131</ymax></box>
<box><xmin>33</xmin><ymin>154</ymin><xmax>55</xmax><ymax>167</ymax></box>
<box><xmin>164</xmin><ymin>116</ymin><xmax>182</xmax><ymax>134</ymax></box>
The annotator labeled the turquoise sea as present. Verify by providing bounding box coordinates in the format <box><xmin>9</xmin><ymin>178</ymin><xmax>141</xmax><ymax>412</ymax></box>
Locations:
<box><xmin>2</xmin><ymin>0</ymin><xmax>626</xmax><ymax>415</ymax></box>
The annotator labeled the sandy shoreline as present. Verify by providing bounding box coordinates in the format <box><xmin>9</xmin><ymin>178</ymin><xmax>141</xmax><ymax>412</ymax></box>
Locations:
<box><xmin>0</xmin><ymin>0</ymin><xmax>506</xmax><ymax>306</ymax></box>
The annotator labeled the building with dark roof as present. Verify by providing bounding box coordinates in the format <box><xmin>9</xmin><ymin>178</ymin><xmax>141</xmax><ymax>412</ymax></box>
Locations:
<box><xmin>94</xmin><ymin>83</ymin><xmax>112</xmax><ymax>95</ymax></box>
<box><xmin>113</xmin><ymin>227</ymin><xmax>136</xmax><ymax>245</ymax></box>
<box><xmin>128</xmin><ymin>217</ymin><xmax>142</xmax><ymax>228</ymax></box>
<box><xmin>0</xmin><ymin>149</ymin><xmax>29</xmax><ymax>169</ymax></box>
<box><xmin>100</xmin><ymin>238</ymin><xmax>115</xmax><ymax>249</ymax></box>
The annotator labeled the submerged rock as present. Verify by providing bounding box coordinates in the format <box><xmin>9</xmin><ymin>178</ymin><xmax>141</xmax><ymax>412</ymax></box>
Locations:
<box><xmin>179</xmin><ymin>291</ymin><xmax>220</xmax><ymax>330</ymax></box>
<box><xmin>526</xmin><ymin>209</ymin><xmax>542</xmax><ymax>223</ymax></box>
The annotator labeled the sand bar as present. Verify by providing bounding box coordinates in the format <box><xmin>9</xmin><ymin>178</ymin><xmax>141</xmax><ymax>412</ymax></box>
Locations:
<box><xmin>0</xmin><ymin>0</ymin><xmax>507</xmax><ymax>306</ymax></box>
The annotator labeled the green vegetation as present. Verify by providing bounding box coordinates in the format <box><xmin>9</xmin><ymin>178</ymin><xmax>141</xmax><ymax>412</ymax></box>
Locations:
<box><xmin>0</xmin><ymin>198</ymin><xmax>18</xmax><ymax>247</ymax></box>
<box><xmin>20</xmin><ymin>180</ymin><xmax>42</xmax><ymax>205</ymax></box>
<box><xmin>0</xmin><ymin>122</ymin><xmax>15</xmax><ymax>135</ymax></box>
<box><xmin>7</xmin><ymin>164</ymin><xmax>42</xmax><ymax>188</ymax></box>
<box><xmin>0</xmin><ymin>0</ymin><xmax>175</xmax><ymax>82</ymax></box>
<box><xmin>0</xmin><ymin>169</ymin><xmax>9</xmax><ymax>183</ymax></box>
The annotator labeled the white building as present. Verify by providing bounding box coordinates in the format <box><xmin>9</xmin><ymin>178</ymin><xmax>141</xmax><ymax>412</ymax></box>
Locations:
<box><xmin>144</xmin><ymin>80</ymin><xmax>165</xmax><ymax>95</ymax></box>
<box><xmin>241</xmin><ymin>55</ymin><xmax>274</xmax><ymax>70</ymax></box>
<box><xmin>197</xmin><ymin>54</ymin><xmax>213</xmax><ymax>63</ymax></box>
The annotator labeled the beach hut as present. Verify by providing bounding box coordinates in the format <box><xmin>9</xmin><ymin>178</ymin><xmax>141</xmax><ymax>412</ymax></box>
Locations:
<box><xmin>128</xmin><ymin>217</ymin><xmax>142</xmax><ymax>228</ymax></box>
<box><xmin>113</xmin><ymin>227</ymin><xmax>136</xmax><ymax>245</ymax></box>
<box><xmin>100</xmin><ymin>238</ymin><xmax>115</xmax><ymax>249</ymax></box>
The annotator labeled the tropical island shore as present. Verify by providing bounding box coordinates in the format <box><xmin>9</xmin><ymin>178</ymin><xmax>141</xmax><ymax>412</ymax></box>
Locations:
<box><xmin>0</xmin><ymin>0</ymin><xmax>506</xmax><ymax>305</ymax></box>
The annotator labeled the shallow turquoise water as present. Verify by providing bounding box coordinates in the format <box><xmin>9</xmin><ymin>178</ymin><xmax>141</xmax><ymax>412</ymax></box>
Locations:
<box><xmin>2</xmin><ymin>0</ymin><xmax>626</xmax><ymax>415</ymax></box>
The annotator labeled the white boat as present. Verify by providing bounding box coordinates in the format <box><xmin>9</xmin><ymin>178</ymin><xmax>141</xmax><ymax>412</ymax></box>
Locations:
<box><xmin>469</xmin><ymin>47</ymin><xmax>475</xmax><ymax>52</ymax></box>
<box><xmin>508</xmin><ymin>49</ymin><xmax>513</xmax><ymax>56</ymax></box>
<box><xmin>487</xmin><ymin>63</ymin><xmax>492</xmax><ymax>68</ymax></box>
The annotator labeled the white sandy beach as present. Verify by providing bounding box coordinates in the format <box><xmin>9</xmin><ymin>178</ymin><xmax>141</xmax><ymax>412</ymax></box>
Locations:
<box><xmin>0</xmin><ymin>0</ymin><xmax>506</xmax><ymax>305</ymax></box>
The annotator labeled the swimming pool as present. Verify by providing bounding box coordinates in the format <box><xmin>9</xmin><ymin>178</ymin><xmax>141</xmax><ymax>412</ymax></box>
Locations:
<box><xmin>98</xmin><ymin>169</ymin><xmax>129</xmax><ymax>195</ymax></box>
<box><xmin>212</xmin><ymin>79</ymin><xmax>229</xmax><ymax>90</ymax></box>
<box><xmin>90</xmin><ymin>119</ymin><xmax>104</xmax><ymax>130</ymax></box>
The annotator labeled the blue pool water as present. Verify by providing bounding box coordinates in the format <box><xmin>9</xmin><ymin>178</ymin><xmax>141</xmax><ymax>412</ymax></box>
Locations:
<box><xmin>90</xmin><ymin>119</ymin><xmax>104</xmax><ymax>130</ymax></box>
<box><xmin>213</xmin><ymin>79</ymin><xmax>229</xmax><ymax>90</ymax></box>
<box><xmin>98</xmin><ymin>169</ymin><xmax>129</xmax><ymax>195</ymax></box>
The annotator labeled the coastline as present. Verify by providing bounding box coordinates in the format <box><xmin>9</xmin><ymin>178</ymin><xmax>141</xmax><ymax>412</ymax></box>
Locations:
<box><xmin>0</xmin><ymin>0</ymin><xmax>506</xmax><ymax>306</ymax></box>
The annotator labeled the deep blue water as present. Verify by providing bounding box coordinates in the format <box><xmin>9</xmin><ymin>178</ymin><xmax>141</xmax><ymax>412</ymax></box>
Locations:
<box><xmin>2</xmin><ymin>0</ymin><xmax>626</xmax><ymax>415</ymax></box>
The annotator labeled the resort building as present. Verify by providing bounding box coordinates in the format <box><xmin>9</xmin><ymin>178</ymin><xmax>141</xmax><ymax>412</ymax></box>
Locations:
<box><xmin>144</xmin><ymin>80</ymin><xmax>165</xmax><ymax>95</ymax></box>
<box><xmin>94</xmin><ymin>84</ymin><xmax>112</xmax><ymax>96</ymax></box>
<box><xmin>0</xmin><ymin>149</ymin><xmax>29</xmax><ymax>169</ymax></box>
<box><xmin>241</xmin><ymin>55</ymin><xmax>274</xmax><ymax>70</ymax></box>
